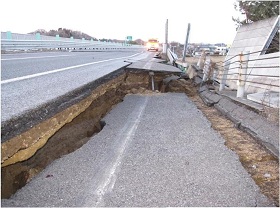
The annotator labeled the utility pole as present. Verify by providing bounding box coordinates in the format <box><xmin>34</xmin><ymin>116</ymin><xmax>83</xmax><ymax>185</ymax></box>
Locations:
<box><xmin>163</xmin><ymin>19</ymin><xmax>168</xmax><ymax>54</ymax></box>
<box><xmin>182</xmin><ymin>23</ymin><xmax>191</xmax><ymax>62</ymax></box>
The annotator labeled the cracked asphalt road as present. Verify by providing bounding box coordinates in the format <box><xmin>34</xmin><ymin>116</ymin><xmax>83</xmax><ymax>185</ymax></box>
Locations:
<box><xmin>1</xmin><ymin>93</ymin><xmax>273</xmax><ymax>207</ymax></box>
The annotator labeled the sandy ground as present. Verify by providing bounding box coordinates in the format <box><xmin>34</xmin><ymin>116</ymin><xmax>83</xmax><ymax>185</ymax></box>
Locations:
<box><xmin>185</xmin><ymin>55</ymin><xmax>225</xmax><ymax>65</ymax></box>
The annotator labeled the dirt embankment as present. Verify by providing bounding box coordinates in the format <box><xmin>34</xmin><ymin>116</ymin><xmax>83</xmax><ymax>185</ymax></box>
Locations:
<box><xmin>1</xmin><ymin>70</ymin><xmax>175</xmax><ymax>199</ymax></box>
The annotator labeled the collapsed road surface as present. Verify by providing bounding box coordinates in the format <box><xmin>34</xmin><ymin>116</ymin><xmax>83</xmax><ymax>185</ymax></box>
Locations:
<box><xmin>2</xmin><ymin>93</ymin><xmax>273</xmax><ymax>207</ymax></box>
<box><xmin>1</xmin><ymin>50</ymin><xmax>276</xmax><ymax>206</ymax></box>
<box><xmin>1</xmin><ymin>50</ymin><xmax>182</xmax><ymax>198</ymax></box>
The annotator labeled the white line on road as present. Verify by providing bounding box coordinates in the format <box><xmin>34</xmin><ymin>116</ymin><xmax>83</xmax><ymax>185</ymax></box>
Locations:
<box><xmin>1</xmin><ymin>52</ymin><xmax>143</xmax><ymax>85</ymax></box>
<box><xmin>143</xmin><ymin>60</ymin><xmax>154</xmax><ymax>69</ymax></box>
<box><xmin>1</xmin><ymin>54</ymin><xmax>72</xmax><ymax>61</ymax></box>
<box><xmin>92</xmin><ymin>96</ymin><xmax>149</xmax><ymax>207</ymax></box>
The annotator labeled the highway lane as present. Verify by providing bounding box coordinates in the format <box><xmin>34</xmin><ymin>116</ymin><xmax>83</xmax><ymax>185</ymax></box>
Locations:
<box><xmin>1</xmin><ymin>50</ymin><xmax>148</xmax><ymax>124</ymax></box>
<box><xmin>1</xmin><ymin>51</ymin><xmax>144</xmax><ymax>80</ymax></box>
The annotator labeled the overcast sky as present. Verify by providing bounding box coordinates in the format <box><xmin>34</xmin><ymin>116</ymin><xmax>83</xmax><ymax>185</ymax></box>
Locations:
<box><xmin>0</xmin><ymin>0</ymin><xmax>243</xmax><ymax>44</ymax></box>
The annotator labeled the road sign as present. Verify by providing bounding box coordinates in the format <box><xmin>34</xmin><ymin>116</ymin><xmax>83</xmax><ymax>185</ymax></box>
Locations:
<box><xmin>126</xmin><ymin>36</ymin><xmax>132</xmax><ymax>41</ymax></box>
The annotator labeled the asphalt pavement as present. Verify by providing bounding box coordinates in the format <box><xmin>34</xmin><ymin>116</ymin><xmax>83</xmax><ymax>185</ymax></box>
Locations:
<box><xmin>2</xmin><ymin>93</ymin><xmax>273</xmax><ymax>207</ymax></box>
<box><xmin>1</xmin><ymin>50</ymin><xmax>149</xmax><ymax>142</ymax></box>
<box><xmin>1</xmin><ymin>50</ymin><xmax>146</xmax><ymax>123</ymax></box>
<box><xmin>1</xmin><ymin>51</ymin><xmax>145</xmax><ymax>80</ymax></box>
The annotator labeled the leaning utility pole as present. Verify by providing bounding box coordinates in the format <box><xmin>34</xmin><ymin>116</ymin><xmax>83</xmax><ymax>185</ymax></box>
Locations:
<box><xmin>163</xmin><ymin>19</ymin><xmax>168</xmax><ymax>54</ymax></box>
<box><xmin>182</xmin><ymin>23</ymin><xmax>191</xmax><ymax>62</ymax></box>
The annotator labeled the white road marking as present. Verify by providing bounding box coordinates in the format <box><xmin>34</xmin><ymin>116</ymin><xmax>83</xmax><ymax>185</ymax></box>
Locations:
<box><xmin>1</xmin><ymin>52</ymin><xmax>143</xmax><ymax>85</ymax></box>
<box><xmin>143</xmin><ymin>59</ymin><xmax>154</xmax><ymax>69</ymax></box>
<box><xmin>1</xmin><ymin>54</ymin><xmax>72</xmax><ymax>61</ymax></box>
<box><xmin>93</xmin><ymin>96</ymin><xmax>148</xmax><ymax>207</ymax></box>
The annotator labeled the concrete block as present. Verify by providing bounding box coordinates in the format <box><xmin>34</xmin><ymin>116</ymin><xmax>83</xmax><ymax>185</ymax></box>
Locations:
<box><xmin>198</xmin><ymin>85</ymin><xmax>208</xmax><ymax>92</ymax></box>
<box><xmin>199</xmin><ymin>90</ymin><xmax>221</xmax><ymax>107</ymax></box>
<box><xmin>216</xmin><ymin>98</ymin><xmax>239</xmax><ymax>114</ymax></box>
<box><xmin>213</xmin><ymin>94</ymin><xmax>279</xmax><ymax>158</ymax></box>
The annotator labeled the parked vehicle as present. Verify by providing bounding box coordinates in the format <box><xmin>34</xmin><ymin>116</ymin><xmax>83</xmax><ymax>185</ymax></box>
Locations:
<box><xmin>146</xmin><ymin>39</ymin><xmax>159</xmax><ymax>51</ymax></box>
<box><xmin>214</xmin><ymin>47</ymin><xmax>228</xmax><ymax>55</ymax></box>
<box><xmin>192</xmin><ymin>47</ymin><xmax>215</xmax><ymax>56</ymax></box>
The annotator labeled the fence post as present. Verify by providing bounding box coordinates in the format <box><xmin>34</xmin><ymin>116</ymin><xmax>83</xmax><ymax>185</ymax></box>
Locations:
<box><xmin>197</xmin><ymin>51</ymin><xmax>206</xmax><ymax>70</ymax></box>
<box><xmin>202</xmin><ymin>56</ymin><xmax>211</xmax><ymax>82</ymax></box>
<box><xmin>197</xmin><ymin>54</ymin><xmax>202</xmax><ymax>69</ymax></box>
<box><xmin>212</xmin><ymin>62</ymin><xmax>217</xmax><ymax>82</ymax></box>
<box><xmin>236</xmin><ymin>51</ymin><xmax>249</xmax><ymax>98</ymax></box>
<box><xmin>219</xmin><ymin>61</ymin><xmax>230</xmax><ymax>91</ymax></box>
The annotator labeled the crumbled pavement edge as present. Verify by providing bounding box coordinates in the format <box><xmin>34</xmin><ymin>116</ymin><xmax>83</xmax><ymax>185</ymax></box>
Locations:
<box><xmin>198</xmin><ymin>86</ymin><xmax>279</xmax><ymax>159</ymax></box>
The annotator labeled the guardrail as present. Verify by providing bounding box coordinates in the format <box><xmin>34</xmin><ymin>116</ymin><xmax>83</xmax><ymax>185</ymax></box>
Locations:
<box><xmin>196</xmin><ymin>49</ymin><xmax>279</xmax><ymax>107</ymax></box>
<box><xmin>167</xmin><ymin>48</ymin><xmax>178</xmax><ymax>65</ymax></box>
<box><xmin>1</xmin><ymin>32</ymin><xmax>144</xmax><ymax>51</ymax></box>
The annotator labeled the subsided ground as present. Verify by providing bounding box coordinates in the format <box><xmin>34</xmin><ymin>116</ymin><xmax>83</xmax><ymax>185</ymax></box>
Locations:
<box><xmin>1</xmin><ymin>55</ymin><xmax>279</xmax><ymax>205</ymax></box>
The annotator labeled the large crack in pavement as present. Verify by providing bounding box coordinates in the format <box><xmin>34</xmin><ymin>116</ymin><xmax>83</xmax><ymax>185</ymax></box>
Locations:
<box><xmin>1</xmin><ymin>69</ymin><xmax>179</xmax><ymax>199</ymax></box>
<box><xmin>1</xmin><ymin>69</ymin><xmax>278</xmax><ymax>206</ymax></box>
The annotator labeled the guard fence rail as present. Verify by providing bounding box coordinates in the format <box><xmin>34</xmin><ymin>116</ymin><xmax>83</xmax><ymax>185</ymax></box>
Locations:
<box><xmin>1</xmin><ymin>32</ymin><xmax>144</xmax><ymax>51</ymax></box>
<box><xmin>196</xmin><ymin>48</ymin><xmax>279</xmax><ymax>99</ymax></box>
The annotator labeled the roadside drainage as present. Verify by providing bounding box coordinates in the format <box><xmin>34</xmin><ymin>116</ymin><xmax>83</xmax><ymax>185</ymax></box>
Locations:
<box><xmin>1</xmin><ymin>68</ymin><xmax>186</xmax><ymax>199</ymax></box>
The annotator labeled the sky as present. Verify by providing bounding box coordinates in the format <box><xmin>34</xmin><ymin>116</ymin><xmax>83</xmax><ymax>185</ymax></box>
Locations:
<box><xmin>0</xmin><ymin>0</ymin><xmax>243</xmax><ymax>44</ymax></box>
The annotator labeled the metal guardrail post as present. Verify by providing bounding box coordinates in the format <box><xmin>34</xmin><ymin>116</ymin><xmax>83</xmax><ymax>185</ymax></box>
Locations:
<box><xmin>237</xmin><ymin>51</ymin><xmax>249</xmax><ymax>98</ymax></box>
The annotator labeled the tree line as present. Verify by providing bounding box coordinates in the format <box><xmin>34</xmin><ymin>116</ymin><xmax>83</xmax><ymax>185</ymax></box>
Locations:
<box><xmin>232</xmin><ymin>1</ymin><xmax>279</xmax><ymax>53</ymax></box>
<box><xmin>29</xmin><ymin>28</ymin><xmax>98</xmax><ymax>41</ymax></box>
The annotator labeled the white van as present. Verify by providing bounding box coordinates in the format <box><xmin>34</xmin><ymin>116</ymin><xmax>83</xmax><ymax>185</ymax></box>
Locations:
<box><xmin>215</xmin><ymin>47</ymin><xmax>228</xmax><ymax>55</ymax></box>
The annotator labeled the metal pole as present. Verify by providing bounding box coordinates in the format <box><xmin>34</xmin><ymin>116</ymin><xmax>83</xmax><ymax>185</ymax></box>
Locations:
<box><xmin>165</xmin><ymin>19</ymin><xmax>168</xmax><ymax>50</ymax></box>
<box><xmin>182</xmin><ymin>23</ymin><xmax>191</xmax><ymax>62</ymax></box>
<box><xmin>149</xmin><ymin>72</ymin><xmax>155</xmax><ymax>91</ymax></box>
<box><xmin>163</xmin><ymin>19</ymin><xmax>168</xmax><ymax>54</ymax></box>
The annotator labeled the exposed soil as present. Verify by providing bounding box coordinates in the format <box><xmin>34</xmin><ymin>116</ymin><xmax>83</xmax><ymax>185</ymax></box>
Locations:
<box><xmin>1</xmin><ymin>70</ymin><xmax>172</xmax><ymax>199</ymax></box>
